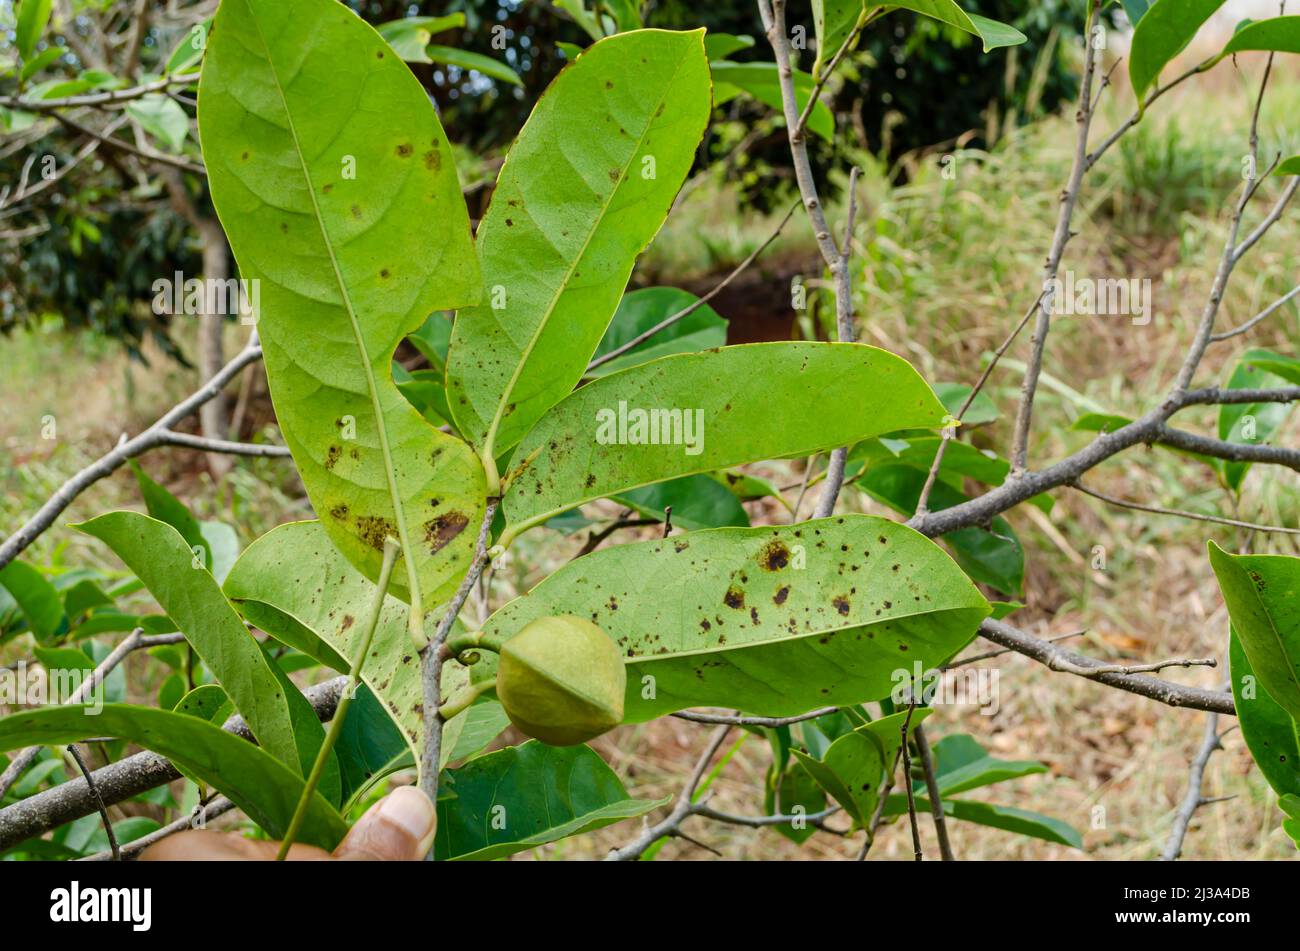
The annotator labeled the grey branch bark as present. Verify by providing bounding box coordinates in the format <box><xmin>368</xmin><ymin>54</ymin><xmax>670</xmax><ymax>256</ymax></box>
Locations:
<box><xmin>1160</xmin><ymin>711</ymin><xmax>1225</xmax><ymax>861</ymax></box>
<box><xmin>1010</xmin><ymin>0</ymin><xmax>1100</xmax><ymax>473</ymax></box>
<box><xmin>0</xmin><ymin>631</ymin><xmax>185</xmax><ymax>799</ymax></box>
<box><xmin>978</xmin><ymin>620</ymin><xmax>1233</xmax><ymax>715</ymax></box>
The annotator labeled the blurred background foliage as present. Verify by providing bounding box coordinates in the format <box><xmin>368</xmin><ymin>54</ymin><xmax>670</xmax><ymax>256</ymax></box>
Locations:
<box><xmin>2</xmin><ymin>0</ymin><xmax>1099</xmax><ymax>356</ymax></box>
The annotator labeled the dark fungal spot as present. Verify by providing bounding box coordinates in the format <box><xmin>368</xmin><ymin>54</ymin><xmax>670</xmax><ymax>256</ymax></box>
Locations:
<box><xmin>724</xmin><ymin>586</ymin><xmax>745</xmax><ymax>610</ymax></box>
<box><xmin>351</xmin><ymin>204</ymin><xmax>362</xmax><ymax>219</ymax></box>
<box><xmin>329</xmin><ymin>503</ymin><xmax>349</xmax><ymax>521</ymax></box>
<box><xmin>750</xmin><ymin>607</ymin><xmax>760</xmax><ymax>625</ymax></box>
<box><xmin>423</xmin><ymin>149</ymin><xmax>441</xmax><ymax>170</ymax></box>
<box><xmin>423</xmin><ymin>512</ymin><xmax>469</xmax><ymax>554</ymax></box>
<box><xmin>324</xmin><ymin>445</ymin><xmax>341</xmax><ymax>469</ymax></box>
<box><xmin>774</xmin><ymin>586</ymin><xmax>790</xmax><ymax>605</ymax></box>
<box><xmin>585</xmin><ymin>474</ymin><xmax>597</xmax><ymax>489</ymax></box>
<box><xmin>832</xmin><ymin>596</ymin><xmax>851</xmax><ymax>616</ymax></box>
<box><xmin>608</xmin><ymin>168</ymin><xmax>620</xmax><ymax>183</ymax></box>
<box><xmin>380</xmin><ymin>268</ymin><xmax>391</xmax><ymax>279</ymax></box>
<box><xmin>340</xmin><ymin>615</ymin><xmax>354</xmax><ymax>631</ymax></box>
<box><xmin>356</xmin><ymin>514</ymin><xmax>397</xmax><ymax>551</ymax></box>
<box><xmin>376</xmin><ymin>50</ymin><xmax>384</xmax><ymax>58</ymax></box>
<box><xmin>241</xmin><ymin>150</ymin><xmax>249</xmax><ymax>160</ymax></box>
<box><xmin>323</xmin><ymin>183</ymin><xmax>334</xmax><ymax>194</ymax></box>
<box><xmin>879</xmin><ymin>536</ymin><xmax>888</xmax><ymax>544</ymax></box>
<box><xmin>760</xmin><ymin>539</ymin><xmax>790</xmax><ymax>571</ymax></box>
<box><xmin>604</xmin><ymin>79</ymin><xmax>613</xmax><ymax>89</ymax></box>
<box><xmin>505</xmin><ymin>218</ymin><xmax>514</xmax><ymax>227</ymax></box>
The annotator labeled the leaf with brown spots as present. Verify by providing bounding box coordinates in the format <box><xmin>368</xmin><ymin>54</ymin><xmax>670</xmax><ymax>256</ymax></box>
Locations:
<box><xmin>199</xmin><ymin>0</ymin><xmax>484</xmax><ymax>617</ymax></box>
<box><xmin>476</xmin><ymin>515</ymin><xmax>988</xmax><ymax>720</ymax></box>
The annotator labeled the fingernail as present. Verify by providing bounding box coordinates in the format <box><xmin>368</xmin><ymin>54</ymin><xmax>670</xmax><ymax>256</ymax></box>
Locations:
<box><xmin>380</xmin><ymin>786</ymin><xmax>436</xmax><ymax>858</ymax></box>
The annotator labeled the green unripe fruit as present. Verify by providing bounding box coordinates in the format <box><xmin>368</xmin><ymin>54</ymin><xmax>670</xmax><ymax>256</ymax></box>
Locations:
<box><xmin>495</xmin><ymin>615</ymin><xmax>626</xmax><ymax>746</ymax></box>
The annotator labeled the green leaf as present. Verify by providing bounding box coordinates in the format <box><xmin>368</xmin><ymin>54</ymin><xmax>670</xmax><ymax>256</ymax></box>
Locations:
<box><xmin>1129</xmin><ymin>0</ymin><xmax>1227</xmax><ymax>100</ymax></box>
<box><xmin>1280</xmin><ymin>156</ymin><xmax>1300</xmax><ymax>176</ymax></box>
<box><xmin>164</xmin><ymin>20</ymin><xmax>210</xmax><ymax>75</ymax></box>
<box><xmin>224</xmin><ymin>520</ymin><xmax>500</xmax><ymax>776</ymax></box>
<box><xmin>475</xmin><ymin>515</ymin><xmax>990</xmax><ymax>720</ymax></box>
<box><xmin>443</xmin><ymin>700</ymin><xmax>511</xmax><ymax>766</ymax></box>
<box><xmin>612</xmin><ymin>475</ymin><xmax>750</xmax><ymax>531</ymax></box>
<box><xmin>1280</xmin><ymin>794</ymin><xmax>1300</xmax><ymax>847</ymax></box>
<box><xmin>501</xmin><ymin>342</ymin><xmax>946</xmax><ymax>539</ymax></box>
<box><xmin>875</xmin><ymin>2</ymin><xmax>1028</xmax><ymax>53</ymax></box>
<box><xmin>425</xmin><ymin>46</ymin><xmax>522</xmax><ymax>86</ymax></box>
<box><xmin>588</xmin><ymin>287</ymin><xmax>728</xmax><ymax>378</ymax></box>
<box><xmin>555</xmin><ymin>0</ymin><xmax>605</xmax><ymax>42</ymax></box>
<box><xmin>393</xmin><ymin>364</ymin><xmax>452</xmax><ymax>428</ymax></box>
<box><xmin>332</xmin><ymin>683</ymin><xmax>412</xmax><ymax>807</ymax></box>
<box><xmin>920</xmin><ymin>733</ymin><xmax>1047</xmax><ymax>796</ymax></box>
<box><xmin>811</xmin><ymin>0</ymin><xmax>866</xmax><ymax>79</ymax></box>
<box><xmin>1229</xmin><ymin>632</ymin><xmax>1300</xmax><ymax>798</ymax></box>
<box><xmin>933</xmin><ymin>381</ymin><xmax>999</xmax><ymax>426</ymax></box>
<box><xmin>1122</xmin><ymin>0</ymin><xmax>1151</xmax><ymax>24</ymax></box>
<box><xmin>62</xmin><ymin>579</ymin><xmax>113</xmax><ymax>619</ymax></box>
<box><xmin>126</xmin><ymin>94</ymin><xmax>189</xmax><ymax>153</ymax></box>
<box><xmin>0</xmin><ymin>560</ymin><xmax>67</xmax><ymax>643</ymax></box>
<box><xmin>1218</xmin><ymin>349</ymin><xmax>1295</xmax><ymax>492</ymax></box>
<box><xmin>710</xmin><ymin>60</ymin><xmax>835</xmax><ymax>143</ymax></box>
<box><xmin>884</xmin><ymin>794</ymin><xmax>1082</xmax><ymax>848</ymax></box>
<box><xmin>408</xmin><ymin>312</ymin><xmax>453</xmax><ymax>377</ymax></box>
<box><xmin>766</xmin><ymin>761</ymin><xmax>826</xmax><ymax>844</ymax></box>
<box><xmin>703</xmin><ymin>32</ymin><xmax>755</xmax><ymax>61</ymax></box>
<box><xmin>175</xmin><ymin>684</ymin><xmax>233</xmax><ymax>722</ymax></box>
<box><xmin>129</xmin><ymin>460</ymin><xmax>208</xmax><ymax>568</ymax></box>
<box><xmin>1209</xmin><ymin>543</ymin><xmax>1300</xmax><ymax>721</ymax></box>
<box><xmin>854</xmin><ymin>463</ymin><xmax>1024</xmax><ymax>596</ymax></box>
<box><xmin>19</xmin><ymin>46</ymin><xmax>62</xmax><ymax>82</ymax></box>
<box><xmin>0</xmin><ymin>705</ymin><xmax>348</xmax><ymax>850</ymax></box>
<box><xmin>76</xmin><ymin>512</ymin><xmax>307</xmax><ymax>776</ymax></box>
<box><xmin>435</xmin><ymin>741</ymin><xmax>666</xmax><ymax>860</ymax></box>
<box><xmin>1222</xmin><ymin>15</ymin><xmax>1300</xmax><ymax>55</ymax></box>
<box><xmin>792</xmin><ymin>729</ymin><xmax>886</xmax><ymax>826</ymax></box>
<box><xmin>374</xmin><ymin>14</ymin><xmax>466</xmax><ymax>63</ymax></box>
<box><xmin>446</xmin><ymin>29</ymin><xmax>711</xmax><ymax>461</ymax></box>
<box><xmin>199</xmin><ymin>0</ymin><xmax>485</xmax><ymax>609</ymax></box>
<box><xmin>16</xmin><ymin>0</ymin><xmax>53</xmax><ymax>60</ymax></box>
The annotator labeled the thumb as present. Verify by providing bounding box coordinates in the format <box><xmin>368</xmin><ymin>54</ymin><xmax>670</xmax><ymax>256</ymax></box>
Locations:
<box><xmin>332</xmin><ymin>786</ymin><xmax>437</xmax><ymax>861</ymax></box>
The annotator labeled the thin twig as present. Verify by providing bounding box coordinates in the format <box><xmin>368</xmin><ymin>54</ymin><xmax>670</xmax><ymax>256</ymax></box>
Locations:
<box><xmin>605</xmin><ymin>724</ymin><xmax>732</xmax><ymax>860</ymax></box>
<box><xmin>671</xmin><ymin>706</ymin><xmax>838</xmax><ymax>728</ymax></box>
<box><xmin>979</xmin><ymin>619</ymin><xmax>1232</xmax><ymax>714</ymax></box>
<box><xmin>0</xmin><ymin>335</ymin><xmax>263</xmax><ymax>574</ymax></box>
<box><xmin>66</xmin><ymin>744</ymin><xmax>119</xmax><ymax>861</ymax></box>
<box><xmin>913</xmin><ymin>724</ymin><xmax>953</xmax><ymax>860</ymax></box>
<box><xmin>0</xmin><ymin>71</ymin><xmax>201</xmax><ymax>112</ymax></box>
<box><xmin>0</xmin><ymin>629</ymin><xmax>185</xmax><ymax>799</ymax></box>
<box><xmin>1010</xmin><ymin>0</ymin><xmax>1100</xmax><ymax>474</ymax></box>
<box><xmin>1160</xmin><ymin>709</ymin><xmax>1226</xmax><ymax>861</ymax></box>
<box><xmin>900</xmin><ymin>700</ymin><xmax>923</xmax><ymax>861</ymax></box>
<box><xmin>585</xmin><ymin>202</ymin><xmax>799</xmax><ymax>372</ymax></box>
<box><xmin>418</xmin><ymin>499</ymin><xmax>499</xmax><ymax>853</ymax></box>
<box><xmin>1210</xmin><ymin>284</ymin><xmax>1300</xmax><ymax>341</ymax></box>
<box><xmin>80</xmin><ymin>797</ymin><xmax>237</xmax><ymax>861</ymax></box>
<box><xmin>1072</xmin><ymin>481</ymin><xmax>1300</xmax><ymax>535</ymax></box>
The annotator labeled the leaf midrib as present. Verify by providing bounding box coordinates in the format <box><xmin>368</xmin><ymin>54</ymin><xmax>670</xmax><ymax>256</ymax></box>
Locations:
<box><xmin>246</xmin><ymin>3</ymin><xmax>421</xmax><ymax>606</ymax></box>
<box><xmin>479</xmin><ymin>39</ymin><xmax>695</xmax><ymax>459</ymax></box>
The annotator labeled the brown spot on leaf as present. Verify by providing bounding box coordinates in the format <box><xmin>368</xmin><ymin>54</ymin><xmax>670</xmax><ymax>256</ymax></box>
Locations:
<box><xmin>324</xmin><ymin>445</ymin><xmax>341</xmax><ymax>470</ymax></box>
<box><xmin>760</xmin><ymin>539</ymin><xmax>790</xmax><ymax>571</ymax></box>
<box><xmin>423</xmin><ymin>149</ymin><xmax>441</xmax><ymax>170</ymax></box>
<box><xmin>340</xmin><ymin>615</ymin><xmax>354</xmax><ymax>631</ymax></box>
<box><xmin>356</xmin><ymin>514</ymin><xmax>397</xmax><ymax>551</ymax></box>
<box><xmin>832</xmin><ymin>596</ymin><xmax>851</xmax><ymax>616</ymax></box>
<box><xmin>724</xmin><ymin>585</ymin><xmax>745</xmax><ymax>610</ymax></box>
<box><xmin>774</xmin><ymin>586</ymin><xmax>790</xmax><ymax>605</ymax></box>
<box><xmin>423</xmin><ymin>511</ymin><xmax>469</xmax><ymax>554</ymax></box>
